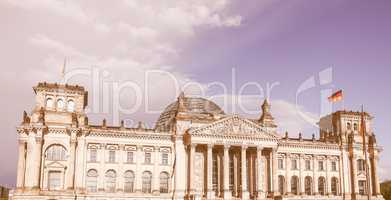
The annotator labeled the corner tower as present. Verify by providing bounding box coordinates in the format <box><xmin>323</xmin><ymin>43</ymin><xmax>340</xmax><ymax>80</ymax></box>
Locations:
<box><xmin>27</xmin><ymin>82</ymin><xmax>88</xmax><ymax>127</ymax></box>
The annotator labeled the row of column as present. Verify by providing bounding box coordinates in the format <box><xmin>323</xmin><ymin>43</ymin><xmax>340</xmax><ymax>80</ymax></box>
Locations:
<box><xmin>188</xmin><ymin>144</ymin><xmax>278</xmax><ymax>199</ymax></box>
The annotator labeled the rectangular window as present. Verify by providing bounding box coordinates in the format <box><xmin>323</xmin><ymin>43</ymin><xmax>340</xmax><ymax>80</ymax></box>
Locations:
<box><xmin>48</xmin><ymin>171</ymin><xmax>62</xmax><ymax>191</ymax></box>
<box><xmin>291</xmin><ymin>159</ymin><xmax>298</xmax><ymax>170</ymax></box>
<box><xmin>90</xmin><ymin>149</ymin><xmax>97</xmax><ymax>162</ymax></box>
<box><xmin>162</xmin><ymin>153</ymin><xmax>168</xmax><ymax>165</ymax></box>
<box><xmin>358</xmin><ymin>180</ymin><xmax>366</xmax><ymax>195</ymax></box>
<box><xmin>145</xmin><ymin>152</ymin><xmax>151</xmax><ymax>164</ymax></box>
<box><xmin>109</xmin><ymin>150</ymin><xmax>116</xmax><ymax>163</ymax></box>
<box><xmin>318</xmin><ymin>161</ymin><xmax>324</xmax><ymax>171</ymax></box>
<box><xmin>305</xmin><ymin>160</ymin><xmax>311</xmax><ymax>170</ymax></box>
<box><xmin>278</xmin><ymin>159</ymin><xmax>284</xmax><ymax>169</ymax></box>
<box><xmin>127</xmin><ymin>151</ymin><xmax>134</xmax><ymax>163</ymax></box>
<box><xmin>331</xmin><ymin>161</ymin><xmax>337</xmax><ymax>171</ymax></box>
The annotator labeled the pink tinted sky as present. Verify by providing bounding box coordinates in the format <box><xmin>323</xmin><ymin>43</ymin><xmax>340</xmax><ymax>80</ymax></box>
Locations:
<box><xmin>1</xmin><ymin>0</ymin><xmax>391</xmax><ymax>187</ymax></box>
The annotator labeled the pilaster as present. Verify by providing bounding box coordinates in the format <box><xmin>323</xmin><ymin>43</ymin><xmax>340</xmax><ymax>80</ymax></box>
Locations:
<box><xmin>16</xmin><ymin>139</ymin><xmax>27</xmax><ymax>190</ymax></box>
<box><xmin>153</xmin><ymin>146</ymin><xmax>160</xmax><ymax>195</ymax></box>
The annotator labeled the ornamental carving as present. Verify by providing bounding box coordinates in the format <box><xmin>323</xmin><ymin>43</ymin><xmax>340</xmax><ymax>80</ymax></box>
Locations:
<box><xmin>189</xmin><ymin>115</ymin><xmax>279</xmax><ymax>140</ymax></box>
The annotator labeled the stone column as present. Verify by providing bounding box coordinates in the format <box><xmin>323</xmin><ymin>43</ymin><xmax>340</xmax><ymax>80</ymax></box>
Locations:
<box><xmin>286</xmin><ymin>153</ymin><xmax>291</xmax><ymax>195</ymax></box>
<box><xmin>16</xmin><ymin>140</ymin><xmax>27</xmax><ymax>190</ymax></box>
<box><xmin>313</xmin><ymin>155</ymin><xmax>319</xmax><ymax>195</ymax></box>
<box><xmin>135</xmin><ymin>145</ymin><xmax>143</xmax><ymax>193</ymax></box>
<box><xmin>341</xmin><ymin>149</ymin><xmax>352</xmax><ymax>198</ymax></box>
<box><xmin>174</xmin><ymin>136</ymin><xmax>186</xmax><ymax>199</ymax></box>
<box><xmin>24</xmin><ymin>132</ymin><xmax>35</xmax><ymax>189</ymax></box>
<box><xmin>207</xmin><ymin>144</ymin><xmax>215</xmax><ymax>199</ymax></box>
<box><xmin>189</xmin><ymin>144</ymin><xmax>196</xmax><ymax>196</ymax></box>
<box><xmin>371</xmin><ymin>155</ymin><xmax>381</xmax><ymax>195</ymax></box>
<box><xmin>241</xmin><ymin>146</ymin><xmax>250</xmax><ymax>200</ymax></box>
<box><xmin>66</xmin><ymin>138</ymin><xmax>77</xmax><ymax>189</ymax></box>
<box><xmin>299</xmin><ymin>154</ymin><xmax>305</xmax><ymax>195</ymax></box>
<box><xmin>272</xmin><ymin>149</ymin><xmax>279</xmax><ymax>196</ymax></box>
<box><xmin>98</xmin><ymin>144</ymin><xmax>105</xmax><ymax>192</ymax></box>
<box><xmin>366</xmin><ymin>152</ymin><xmax>373</xmax><ymax>197</ymax></box>
<box><xmin>223</xmin><ymin>145</ymin><xmax>231</xmax><ymax>199</ymax></box>
<box><xmin>326</xmin><ymin>156</ymin><xmax>331</xmax><ymax>195</ymax></box>
<box><xmin>257</xmin><ymin>146</ymin><xmax>265</xmax><ymax>199</ymax></box>
<box><xmin>33</xmin><ymin>135</ymin><xmax>43</xmax><ymax>190</ymax></box>
<box><xmin>153</xmin><ymin>146</ymin><xmax>160</xmax><ymax>195</ymax></box>
<box><xmin>351</xmin><ymin>155</ymin><xmax>359</xmax><ymax>196</ymax></box>
<box><xmin>117</xmin><ymin>146</ymin><xmax>124</xmax><ymax>192</ymax></box>
<box><xmin>74</xmin><ymin>135</ymin><xmax>85</xmax><ymax>192</ymax></box>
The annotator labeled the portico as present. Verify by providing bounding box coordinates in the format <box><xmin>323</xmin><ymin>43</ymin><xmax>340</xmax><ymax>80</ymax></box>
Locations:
<box><xmin>184</xmin><ymin>115</ymin><xmax>279</xmax><ymax>199</ymax></box>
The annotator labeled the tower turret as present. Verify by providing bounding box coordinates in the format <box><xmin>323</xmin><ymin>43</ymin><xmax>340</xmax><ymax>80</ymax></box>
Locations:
<box><xmin>27</xmin><ymin>82</ymin><xmax>88</xmax><ymax>127</ymax></box>
<box><xmin>259</xmin><ymin>99</ymin><xmax>276</xmax><ymax>128</ymax></box>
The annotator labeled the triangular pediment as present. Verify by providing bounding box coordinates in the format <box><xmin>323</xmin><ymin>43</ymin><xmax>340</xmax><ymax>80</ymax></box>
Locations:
<box><xmin>188</xmin><ymin>115</ymin><xmax>280</xmax><ymax>140</ymax></box>
<box><xmin>46</xmin><ymin>161</ymin><xmax>67</xmax><ymax>168</ymax></box>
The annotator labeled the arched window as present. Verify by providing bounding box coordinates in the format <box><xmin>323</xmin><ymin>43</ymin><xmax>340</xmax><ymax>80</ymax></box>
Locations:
<box><xmin>291</xmin><ymin>176</ymin><xmax>299</xmax><ymax>195</ymax></box>
<box><xmin>124</xmin><ymin>170</ymin><xmax>135</xmax><ymax>193</ymax></box>
<box><xmin>57</xmin><ymin>99</ymin><xmax>64</xmax><ymax>110</ymax></box>
<box><xmin>46</xmin><ymin>145</ymin><xmax>67</xmax><ymax>161</ymax></box>
<box><xmin>105</xmin><ymin>170</ymin><xmax>116</xmax><ymax>192</ymax></box>
<box><xmin>331</xmin><ymin>177</ymin><xmax>339</xmax><ymax>195</ymax></box>
<box><xmin>86</xmin><ymin>169</ymin><xmax>98</xmax><ymax>192</ymax></box>
<box><xmin>160</xmin><ymin>172</ymin><xmax>169</xmax><ymax>193</ymax></box>
<box><xmin>142</xmin><ymin>171</ymin><xmax>152</xmax><ymax>193</ymax></box>
<box><xmin>305</xmin><ymin>176</ymin><xmax>312</xmax><ymax>195</ymax></box>
<box><xmin>278</xmin><ymin>175</ymin><xmax>285</xmax><ymax>195</ymax></box>
<box><xmin>67</xmin><ymin>100</ymin><xmax>75</xmax><ymax>112</ymax></box>
<box><xmin>318</xmin><ymin>176</ymin><xmax>326</xmax><ymax>195</ymax></box>
<box><xmin>46</xmin><ymin>98</ymin><xmax>54</xmax><ymax>108</ymax></box>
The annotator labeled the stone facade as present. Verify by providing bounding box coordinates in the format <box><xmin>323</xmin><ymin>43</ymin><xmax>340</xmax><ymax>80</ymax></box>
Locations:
<box><xmin>12</xmin><ymin>82</ymin><xmax>384</xmax><ymax>200</ymax></box>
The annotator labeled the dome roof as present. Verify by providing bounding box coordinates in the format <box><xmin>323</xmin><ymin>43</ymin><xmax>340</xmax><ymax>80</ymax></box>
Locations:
<box><xmin>154</xmin><ymin>97</ymin><xmax>225</xmax><ymax>132</ymax></box>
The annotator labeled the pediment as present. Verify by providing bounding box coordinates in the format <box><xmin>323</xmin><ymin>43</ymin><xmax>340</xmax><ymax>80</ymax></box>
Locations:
<box><xmin>188</xmin><ymin>115</ymin><xmax>280</xmax><ymax>140</ymax></box>
<box><xmin>46</xmin><ymin>160</ymin><xmax>67</xmax><ymax>169</ymax></box>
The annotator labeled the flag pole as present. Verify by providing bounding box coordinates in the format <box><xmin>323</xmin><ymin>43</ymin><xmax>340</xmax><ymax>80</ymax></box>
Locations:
<box><xmin>61</xmin><ymin>57</ymin><xmax>67</xmax><ymax>84</ymax></box>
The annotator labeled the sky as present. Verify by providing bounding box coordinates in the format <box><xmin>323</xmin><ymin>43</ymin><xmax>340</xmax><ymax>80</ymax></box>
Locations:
<box><xmin>1</xmin><ymin>0</ymin><xmax>391</xmax><ymax>188</ymax></box>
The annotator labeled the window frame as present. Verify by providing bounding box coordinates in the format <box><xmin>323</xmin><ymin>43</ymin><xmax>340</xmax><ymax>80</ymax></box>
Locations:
<box><xmin>108</xmin><ymin>150</ymin><xmax>116</xmax><ymax>163</ymax></box>
<box><xmin>48</xmin><ymin>171</ymin><xmax>62</xmax><ymax>191</ymax></box>
<box><xmin>144</xmin><ymin>152</ymin><xmax>152</xmax><ymax>164</ymax></box>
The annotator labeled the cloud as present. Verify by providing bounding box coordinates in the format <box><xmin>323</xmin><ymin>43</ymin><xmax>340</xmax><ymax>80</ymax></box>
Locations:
<box><xmin>29</xmin><ymin>35</ymin><xmax>90</xmax><ymax>59</ymax></box>
<box><xmin>0</xmin><ymin>0</ymin><xmax>244</xmax><ymax>186</ymax></box>
<box><xmin>208</xmin><ymin>94</ymin><xmax>318</xmax><ymax>136</ymax></box>
<box><xmin>3</xmin><ymin>0</ymin><xmax>91</xmax><ymax>23</ymax></box>
<box><xmin>272</xmin><ymin>100</ymin><xmax>319</xmax><ymax>136</ymax></box>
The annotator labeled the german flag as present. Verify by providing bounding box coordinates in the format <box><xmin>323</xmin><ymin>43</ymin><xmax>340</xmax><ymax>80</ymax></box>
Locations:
<box><xmin>328</xmin><ymin>90</ymin><xmax>343</xmax><ymax>102</ymax></box>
